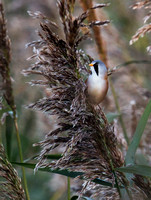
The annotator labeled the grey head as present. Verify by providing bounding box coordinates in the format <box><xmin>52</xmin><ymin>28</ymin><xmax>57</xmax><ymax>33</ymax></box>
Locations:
<box><xmin>90</xmin><ymin>60</ymin><xmax>107</xmax><ymax>76</ymax></box>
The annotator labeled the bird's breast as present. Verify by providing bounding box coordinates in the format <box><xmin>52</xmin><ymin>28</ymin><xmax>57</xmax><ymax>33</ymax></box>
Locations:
<box><xmin>87</xmin><ymin>74</ymin><xmax>108</xmax><ymax>105</ymax></box>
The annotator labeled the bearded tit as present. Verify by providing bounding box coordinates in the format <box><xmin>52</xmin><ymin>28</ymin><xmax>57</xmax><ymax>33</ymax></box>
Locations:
<box><xmin>87</xmin><ymin>60</ymin><xmax>108</xmax><ymax>105</ymax></box>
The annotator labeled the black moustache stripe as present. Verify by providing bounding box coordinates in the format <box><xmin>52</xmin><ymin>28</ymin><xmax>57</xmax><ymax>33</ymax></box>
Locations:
<box><xmin>94</xmin><ymin>63</ymin><xmax>99</xmax><ymax>76</ymax></box>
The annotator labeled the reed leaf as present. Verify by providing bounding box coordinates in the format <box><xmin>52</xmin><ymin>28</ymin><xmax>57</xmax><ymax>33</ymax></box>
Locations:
<box><xmin>125</xmin><ymin>100</ymin><xmax>151</xmax><ymax>165</ymax></box>
<box><xmin>71</xmin><ymin>195</ymin><xmax>94</xmax><ymax>200</ymax></box>
<box><xmin>12</xmin><ymin>162</ymin><xmax>117</xmax><ymax>188</ymax></box>
<box><xmin>106</xmin><ymin>112</ymin><xmax>120</xmax><ymax>123</ymax></box>
<box><xmin>116</xmin><ymin>165</ymin><xmax>151</xmax><ymax>178</ymax></box>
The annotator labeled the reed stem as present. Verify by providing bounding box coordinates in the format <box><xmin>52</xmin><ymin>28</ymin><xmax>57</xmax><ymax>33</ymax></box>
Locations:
<box><xmin>67</xmin><ymin>177</ymin><xmax>70</xmax><ymax>200</ymax></box>
<box><xmin>13</xmin><ymin>114</ymin><xmax>30</xmax><ymax>200</ymax></box>
<box><xmin>110</xmin><ymin>79</ymin><xmax>130</xmax><ymax>145</ymax></box>
<box><xmin>0</xmin><ymin>122</ymin><xmax>2</xmax><ymax>144</ymax></box>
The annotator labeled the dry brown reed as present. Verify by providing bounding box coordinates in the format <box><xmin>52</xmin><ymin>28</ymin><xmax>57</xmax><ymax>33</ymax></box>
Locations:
<box><xmin>24</xmin><ymin>0</ymin><xmax>151</xmax><ymax>199</ymax></box>
<box><xmin>79</xmin><ymin>0</ymin><xmax>109</xmax><ymax>66</ymax></box>
<box><xmin>0</xmin><ymin>144</ymin><xmax>25</xmax><ymax>200</ymax></box>
<box><xmin>0</xmin><ymin>2</ymin><xmax>30</xmax><ymax>199</ymax></box>
<box><xmin>130</xmin><ymin>0</ymin><xmax>151</xmax><ymax>54</ymax></box>
<box><xmin>0</xmin><ymin>1</ymin><xmax>16</xmax><ymax>113</ymax></box>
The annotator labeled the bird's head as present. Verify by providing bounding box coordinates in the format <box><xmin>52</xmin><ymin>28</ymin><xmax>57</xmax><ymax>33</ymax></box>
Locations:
<box><xmin>89</xmin><ymin>60</ymin><xmax>107</xmax><ymax>76</ymax></box>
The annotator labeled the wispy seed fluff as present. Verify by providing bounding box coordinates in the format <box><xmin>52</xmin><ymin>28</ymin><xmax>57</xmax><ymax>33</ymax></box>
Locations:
<box><xmin>24</xmin><ymin>0</ymin><xmax>147</xmax><ymax>199</ymax></box>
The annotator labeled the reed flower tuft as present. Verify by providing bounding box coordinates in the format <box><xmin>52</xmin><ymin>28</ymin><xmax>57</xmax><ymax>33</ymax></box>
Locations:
<box><xmin>0</xmin><ymin>1</ymin><xmax>16</xmax><ymax>113</ymax></box>
<box><xmin>0</xmin><ymin>144</ymin><xmax>25</xmax><ymax>200</ymax></box>
<box><xmin>130</xmin><ymin>0</ymin><xmax>151</xmax><ymax>54</ymax></box>
<box><xmin>25</xmin><ymin>0</ymin><xmax>150</xmax><ymax>198</ymax></box>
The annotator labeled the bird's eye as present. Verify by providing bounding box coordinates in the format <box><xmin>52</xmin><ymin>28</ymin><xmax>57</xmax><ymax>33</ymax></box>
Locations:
<box><xmin>93</xmin><ymin>63</ymin><xmax>99</xmax><ymax>76</ymax></box>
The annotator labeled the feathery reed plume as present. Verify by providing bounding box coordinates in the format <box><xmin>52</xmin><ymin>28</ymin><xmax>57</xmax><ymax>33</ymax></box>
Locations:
<box><xmin>130</xmin><ymin>0</ymin><xmax>151</xmax><ymax>54</ymax></box>
<box><xmin>24</xmin><ymin>0</ymin><xmax>150</xmax><ymax>198</ymax></box>
<box><xmin>0</xmin><ymin>2</ymin><xmax>30</xmax><ymax>199</ymax></box>
<box><xmin>133</xmin><ymin>175</ymin><xmax>151</xmax><ymax>198</ymax></box>
<box><xmin>131</xmin><ymin>0</ymin><xmax>151</xmax><ymax>10</ymax></box>
<box><xmin>0</xmin><ymin>144</ymin><xmax>25</xmax><ymax>200</ymax></box>
<box><xmin>0</xmin><ymin>1</ymin><xmax>15</xmax><ymax>113</ymax></box>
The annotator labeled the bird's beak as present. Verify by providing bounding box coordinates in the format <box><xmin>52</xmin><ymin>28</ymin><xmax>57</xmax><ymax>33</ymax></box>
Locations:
<box><xmin>89</xmin><ymin>63</ymin><xmax>93</xmax><ymax>67</ymax></box>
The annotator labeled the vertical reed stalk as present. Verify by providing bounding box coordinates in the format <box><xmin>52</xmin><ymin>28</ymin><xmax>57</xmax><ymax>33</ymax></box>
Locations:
<box><xmin>110</xmin><ymin>80</ymin><xmax>130</xmax><ymax>145</ymax></box>
<box><xmin>79</xmin><ymin>0</ymin><xmax>107</xmax><ymax>65</ymax></box>
<box><xmin>102</xmin><ymin>136</ymin><xmax>121</xmax><ymax>198</ymax></box>
<box><xmin>13</xmin><ymin>114</ymin><xmax>30</xmax><ymax>200</ymax></box>
<box><xmin>67</xmin><ymin>177</ymin><xmax>70</xmax><ymax>200</ymax></box>
<box><xmin>0</xmin><ymin>2</ymin><xmax>30</xmax><ymax>199</ymax></box>
<box><xmin>0</xmin><ymin>122</ymin><xmax>2</xmax><ymax>144</ymax></box>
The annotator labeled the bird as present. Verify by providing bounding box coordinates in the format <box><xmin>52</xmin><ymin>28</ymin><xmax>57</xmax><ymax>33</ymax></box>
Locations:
<box><xmin>87</xmin><ymin>60</ymin><xmax>108</xmax><ymax>105</ymax></box>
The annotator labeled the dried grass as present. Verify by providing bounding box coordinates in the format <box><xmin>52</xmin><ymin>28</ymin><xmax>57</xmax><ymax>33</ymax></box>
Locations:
<box><xmin>130</xmin><ymin>0</ymin><xmax>151</xmax><ymax>54</ymax></box>
<box><xmin>24</xmin><ymin>0</ymin><xmax>151</xmax><ymax>199</ymax></box>
<box><xmin>0</xmin><ymin>1</ymin><xmax>16</xmax><ymax>112</ymax></box>
<box><xmin>0</xmin><ymin>145</ymin><xmax>25</xmax><ymax>200</ymax></box>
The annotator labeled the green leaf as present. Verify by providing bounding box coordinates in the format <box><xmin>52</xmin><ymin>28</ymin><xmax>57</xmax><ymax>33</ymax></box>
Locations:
<box><xmin>116</xmin><ymin>165</ymin><xmax>151</xmax><ymax>178</ymax></box>
<box><xmin>71</xmin><ymin>196</ymin><xmax>78</xmax><ymax>200</ymax></box>
<box><xmin>81</xmin><ymin>197</ymin><xmax>94</xmax><ymax>200</ymax></box>
<box><xmin>71</xmin><ymin>196</ymin><xmax>93</xmax><ymax>200</ymax></box>
<box><xmin>12</xmin><ymin>162</ymin><xmax>117</xmax><ymax>188</ymax></box>
<box><xmin>67</xmin><ymin>177</ymin><xmax>70</xmax><ymax>200</ymax></box>
<box><xmin>6</xmin><ymin>115</ymin><xmax>14</xmax><ymax>160</ymax></box>
<box><xmin>135</xmin><ymin>154</ymin><xmax>149</xmax><ymax>165</ymax></box>
<box><xmin>46</xmin><ymin>154</ymin><xmax>62</xmax><ymax>159</ymax></box>
<box><xmin>12</xmin><ymin>162</ymin><xmax>83</xmax><ymax>177</ymax></box>
<box><xmin>125</xmin><ymin>100</ymin><xmax>151</xmax><ymax>165</ymax></box>
<box><xmin>24</xmin><ymin>154</ymin><xmax>62</xmax><ymax>162</ymax></box>
<box><xmin>106</xmin><ymin>112</ymin><xmax>120</xmax><ymax>123</ymax></box>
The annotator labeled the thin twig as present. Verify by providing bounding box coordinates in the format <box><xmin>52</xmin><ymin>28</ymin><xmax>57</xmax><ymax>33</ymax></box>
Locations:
<box><xmin>108</xmin><ymin>60</ymin><xmax>151</xmax><ymax>76</ymax></box>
